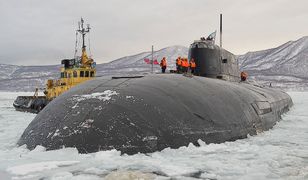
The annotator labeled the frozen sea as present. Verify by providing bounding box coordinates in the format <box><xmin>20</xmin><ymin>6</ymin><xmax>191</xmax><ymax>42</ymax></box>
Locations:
<box><xmin>0</xmin><ymin>92</ymin><xmax>307</xmax><ymax>180</ymax></box>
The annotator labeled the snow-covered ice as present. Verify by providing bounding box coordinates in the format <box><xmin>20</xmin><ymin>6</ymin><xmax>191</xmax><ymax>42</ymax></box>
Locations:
<box><xmin>0</xmin><ymin>92</ymin><xmax>307</xmax><ymax>179</ymax></box>
<box><xmin>7</xmin><ymin>161</ymin><xmax>79</xmax><ymax>176</ymax></box>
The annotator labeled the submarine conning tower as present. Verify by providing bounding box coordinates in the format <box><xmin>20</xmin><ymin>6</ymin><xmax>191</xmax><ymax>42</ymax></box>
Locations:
<box><xmin>189</xmin><ymin>13</ymin><xmax>240</xmax><ymax>82</ymax></box>
<box><xmin>189</xmin><ymin>40</ymin><xmax>240</xmax><ymax>81</ymax></box>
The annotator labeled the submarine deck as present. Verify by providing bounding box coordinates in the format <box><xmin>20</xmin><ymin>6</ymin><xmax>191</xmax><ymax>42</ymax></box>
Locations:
<box><xmin>18</xmin><ymin>74</ymin><xmax>293</xmax><ymax>154</ymax></box>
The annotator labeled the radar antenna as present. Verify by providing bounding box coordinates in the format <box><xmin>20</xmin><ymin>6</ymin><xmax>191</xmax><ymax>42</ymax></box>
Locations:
<box><xmin>76</xmin><ymin>17</ymin><xmax>92</xmax><ymax>66</ymax></box>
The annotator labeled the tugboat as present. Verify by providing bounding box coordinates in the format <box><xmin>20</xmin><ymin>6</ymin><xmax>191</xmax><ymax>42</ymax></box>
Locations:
<box><xmin>13</xmin><ymin>18</ymin><xmax>96</xmax><ymax>113</ymax></box>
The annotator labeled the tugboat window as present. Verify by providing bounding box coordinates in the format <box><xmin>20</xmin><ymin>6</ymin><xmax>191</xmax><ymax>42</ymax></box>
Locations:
<box><xmin>85</xmin><ymin>71</ymin><xmax>89</xmax><ymax>77</ymax></box>
<box><xmin>64</xmin><ymin>72</ymin><xmax>67</xmax><ymax>78</ymax></box>
<box><xmin>60</xmin><ymin>72</ymin><xmax>64</xmax><ymax>78</ymax></box>
<box><xmin>73</xmin><ymin>71</ymin><xmax>77</xmax><ymax>77</ymax></box>
<box><xmin>222</xmin><ymin>59</ymin><xmax>228</xmax><ymax>63</ymax></box>
<box><xmin>90</xmin><ymin>71</ymin><xmax>94</xmax><ymax>77</ymax></box>
<box><xmin>80</xmin><ymin>71</ymin><xmax>84</xmax><ymax>77</ymax></box>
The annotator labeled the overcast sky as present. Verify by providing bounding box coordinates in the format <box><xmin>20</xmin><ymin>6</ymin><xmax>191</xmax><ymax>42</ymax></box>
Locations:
<box><xmin>0</xmin><ymin>0</ymin><xmax>307</xmax><ymax>65</ymax></box>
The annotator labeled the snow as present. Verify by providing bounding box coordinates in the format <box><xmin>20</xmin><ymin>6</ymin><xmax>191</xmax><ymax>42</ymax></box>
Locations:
<box><xmin>238</xmin><ymin>37</ymin><xmax>308</xmax><ymax>71</ymax></box>
<box><xmin>237</xmin><ymin>36</ymin><xmax>308</xmax><ymax>90</ymax></box>
<box><xmin>79</xmin><ymin>119</ymin><xmax>94</xmax><ymax>128</ymax></box>
<box><xmin>238</xmin><ymin>36</ymin><xmax>308</xmax><ymax>90</ymax></box>
<box><xmin>0</xmin><ymin>92</ymin><xmax>307</xmax><ymax>179</ymax></box>
<box><xmin>72</xmin><ymin>90</ymin><xmax>119</xmax><ymax>102</ymax></box>
<box><xmin>126</xmin><ymin>95</ymin><xmax>134</xmax><ymax>99</ymax></box>
<box><xmin>104</xmin><ymin>170</ymin><xmax>156</xmax><ymax>180</ymax></box>
<box><xmin>71</xmin><ymin>90</ymin><xmax>119</xmax><ymax>109</ymax></box>
<box><xmin>7</xmin><ymin>161</ymin><xmax>79</xmax><ymax>175</ymax></box>
<box><xmin>52</xmin><ymin>129</ymin><xmax>61</xmax><ymax>138</ymax></box>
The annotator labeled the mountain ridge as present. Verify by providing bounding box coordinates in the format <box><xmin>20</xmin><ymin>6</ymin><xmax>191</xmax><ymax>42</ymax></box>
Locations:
<box><xmin>1</xmin><ymin>36</ymin><xmax>308</xmax><ymax>91</ymax></box>
<box><xmin>238</xmin><ymin>36</ymin><xmax>308</xmax><ymax>90</ymax></box>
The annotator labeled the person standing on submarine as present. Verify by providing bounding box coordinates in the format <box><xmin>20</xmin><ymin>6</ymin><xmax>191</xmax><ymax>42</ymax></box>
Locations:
<box><xmin>179</xmin><ymin>57</ymin><xmax>183</xmax><ymax>73</ymax></box>
<box><xmin>176</xmin><ymin>56</ymin><xmax>182</xmax><ymax>73</ymax></box>
<box><xmin>240</xmin><ymin>71</ymin><xmax>248</xmax><ymax>81</ymax></box>
<box><xmin>160</xmin><ymin>57</ymin><xmax>167</xmax><ymax>73</ymax></box>
<box><xmin>189</xmin><ymin>58</ymin><xmax>196</xmax><ymax>74</ymax></box>
<box><xmin>182</xmin><ymin>58</ymin><xmax>189</xmax><ymax>73</ymax></box>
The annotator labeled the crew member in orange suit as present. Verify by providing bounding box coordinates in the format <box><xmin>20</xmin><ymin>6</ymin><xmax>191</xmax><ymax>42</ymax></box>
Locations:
<box><xmin>176</xmin><ymin>57</ymin><xmax>181</xmax><ymax>73</ymax></box>
<box><xmin>160</xmin><ymin>57</ymin><xmax>167</xmax><ymax>73</ymax></box>
<box><xmin>190</xmin><ymin>58</ymin><xmax>196</xmax><ymax>74</ymax></box>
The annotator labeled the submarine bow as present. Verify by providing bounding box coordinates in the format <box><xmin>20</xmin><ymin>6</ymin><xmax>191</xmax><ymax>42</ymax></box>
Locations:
<box><xmin>18</xmin><ymin>74</ymin><xmax>292</xmax><ymax>154</ymax></box>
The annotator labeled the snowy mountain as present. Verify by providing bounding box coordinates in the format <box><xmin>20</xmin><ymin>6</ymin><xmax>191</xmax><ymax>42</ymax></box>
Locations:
<box><xmin>1</xmin><ymin>37</ymin><xmax>308</xmax><ymax>92</ymax></box>
<box><xmin>238</xmin><ymin>36</ymin><xmax>308</xmax><ymax>90</ymax></box>
<box><xmin>0</xmin><ymin>46</ymin><xmax>188</xmax><ymax>91</ymax></box>
<box><xmin>0</xmin><ymin>64</ymin><xmax>60</xmax><ymax>91</ymax></box>
<box><xmin>97</xmin><ymin>45</ymin><xmax>188</xmax><ymax>76</ymax></box>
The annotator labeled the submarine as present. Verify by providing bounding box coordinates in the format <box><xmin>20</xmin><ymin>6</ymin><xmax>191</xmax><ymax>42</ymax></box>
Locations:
<box><xmin>18</xmin><ymin>15</ymin><xmax>293</xmax><ymax>155</ymax></box>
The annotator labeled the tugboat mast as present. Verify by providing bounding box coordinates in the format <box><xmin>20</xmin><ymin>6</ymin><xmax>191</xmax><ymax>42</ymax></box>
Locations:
<box><xmin>77</xmin><ymin>18</ymin><xmax>91</xmax><ymax>66</ymax></box>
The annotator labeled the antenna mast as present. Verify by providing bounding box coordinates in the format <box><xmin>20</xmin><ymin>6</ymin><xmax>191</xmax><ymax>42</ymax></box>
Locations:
<box><xmin>151</xmin><ymin>45</ymin><xmax>154</xmax><ymax>74</ymax></box>
<box><xmin>220</xmin><ymin>14</ymin><xmax>222</xmax><ymax>48</ymax></box>
<box><xmin>77</xmin><ymin>18</ymin><xmax>90</xmax><ymax>50</ymax></box>
<box><xmin>76</xmin><ymin>18</ymin><xmax>92</xmax><ymax>66</ymax></box>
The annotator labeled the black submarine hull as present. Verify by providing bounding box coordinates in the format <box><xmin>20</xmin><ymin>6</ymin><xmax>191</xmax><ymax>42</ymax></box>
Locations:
<box><xmin>18</xmin><ymin>74</ymin><xmax>292</xmax><ymax>154</ymax></box>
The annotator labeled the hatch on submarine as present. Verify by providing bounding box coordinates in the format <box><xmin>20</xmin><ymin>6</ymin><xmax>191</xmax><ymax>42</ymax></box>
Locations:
<box><xmin>18</xmin><ymin>14</ymin><xmax>293</xmax><ymax>155</ymax></box>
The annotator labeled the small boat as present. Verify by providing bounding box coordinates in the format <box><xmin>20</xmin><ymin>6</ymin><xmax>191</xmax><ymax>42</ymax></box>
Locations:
<box><xmin>13</xmin><ymin>18</ymin><xmax>96</xmax><ymax>113</ymax></box>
